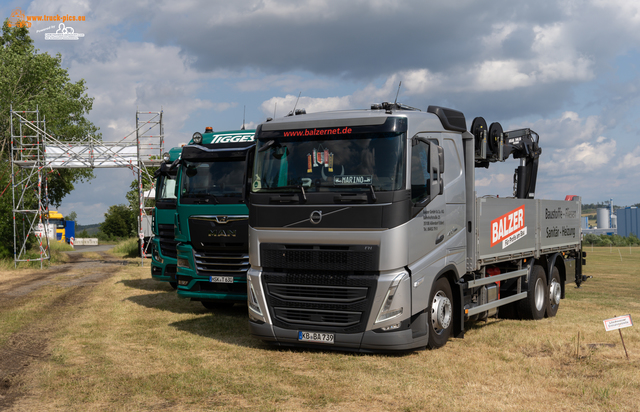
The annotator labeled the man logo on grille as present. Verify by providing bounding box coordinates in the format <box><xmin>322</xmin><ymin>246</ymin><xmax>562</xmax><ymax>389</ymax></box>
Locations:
<box><xmin>310</xmin><ymin>210</ymin><xmax>322</xmax><ymax>225</ymax></box>
<box><xmin>216</xmin><ymin>216</ymin><xmax>228</xmax><ymax>224</ymax></box>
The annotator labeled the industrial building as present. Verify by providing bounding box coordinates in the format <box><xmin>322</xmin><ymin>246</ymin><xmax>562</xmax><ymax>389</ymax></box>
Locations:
<box><xmin>616</xmin><ymin>207</ymin><xmax>640</xmax><ymax>238</ymax></box>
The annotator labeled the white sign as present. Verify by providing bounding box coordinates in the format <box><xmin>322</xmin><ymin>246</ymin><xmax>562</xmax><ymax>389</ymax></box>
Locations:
<box><xmin>603</xmin><ymin>314</ymin><xmax>633</xmax><ymax>332</ymax></box>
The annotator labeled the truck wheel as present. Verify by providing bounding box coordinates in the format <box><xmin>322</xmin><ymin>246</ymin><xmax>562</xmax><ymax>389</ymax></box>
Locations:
<box><xmin>169</xmin><ymin>282</ymin><xmax>178</xmax><ymax>290</ymax></box>
<box><xmin>546</xmin><ymin>267</ymin><xmax>561</xmax><ymax>318</ymax></box>
<box><xmin>201</xmin><ymin>301</ymin><xmax>234</xmax><ymax>311</ymax></box>
<box><xmin>427</xmin><ymin>277</ymin><xmax>453</xmax><ymax>349</ymax></box>
<box><xmin>517</xmin><ymin>265</ymin><xmax>547</xmax><ymax>320</ymax></box>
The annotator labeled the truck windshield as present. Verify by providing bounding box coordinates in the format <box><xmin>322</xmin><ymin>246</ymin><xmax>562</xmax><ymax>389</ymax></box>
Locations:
<box><xmin>179</xmin><ymin>158</ymin><xmax>245</xmax><ymax>204</ymax></box>
<box><xmin>49</xmin><ymin>219</ymin><xmax>65</xmax><ymax>229</ymax></box>
<box><xmin>252</xmin><ymin>132</ymin><xmax>405</xmax><ymax>193</ymax></box>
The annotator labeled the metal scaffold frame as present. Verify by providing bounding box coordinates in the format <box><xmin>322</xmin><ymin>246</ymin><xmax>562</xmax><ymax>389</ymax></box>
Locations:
<box><xmin>8</xmin><ymin>107</ymin><xmax>164</xmax><ymax>267</ymax></box>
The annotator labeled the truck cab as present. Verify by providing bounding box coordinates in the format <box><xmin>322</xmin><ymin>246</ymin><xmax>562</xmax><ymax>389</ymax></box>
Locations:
<box><xmin>151</xmin><ymin>146</ymin><xmax>182</xmax><ymax>288</ymax></box>
<box><xmin>174</xmin><ymin>129</ymin><xmax>255</xmax><ymax>309</ymax></box>
<box><xmin>246</xmin><ymin>104</ymin><xmax>584</xmax><ymax>351</ymax></box>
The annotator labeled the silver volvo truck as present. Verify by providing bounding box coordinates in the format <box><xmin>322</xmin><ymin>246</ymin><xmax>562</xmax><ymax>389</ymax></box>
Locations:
<box><xmin>246</xmin><ymin>103</ymin><xmax>587</xmax><ymax>351</ymax></box>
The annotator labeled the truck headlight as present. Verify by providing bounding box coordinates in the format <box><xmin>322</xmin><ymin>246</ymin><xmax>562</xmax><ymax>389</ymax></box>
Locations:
<box><xmin>375</xmin><ymin>272</ymin><xmax>408</xmax><ymax>324</ymax></box>
<box><xmin>248</xmin><ymin>281</ymin><xmax>262</xmax><ymax>316</ymax></box>
<box><xmin>177</xmin><ymin>257</ymin><xmax>190</xmax><ymax>269</ymax></box>
<box><xmin>153</xmin><ymin>248</ymin><xmax>163</xmax><ymax>264</ymax></box>
<box><xmin>192</xmin><ymin>132</ymin><xmax>203</xmax><ymax>144</ymax></box>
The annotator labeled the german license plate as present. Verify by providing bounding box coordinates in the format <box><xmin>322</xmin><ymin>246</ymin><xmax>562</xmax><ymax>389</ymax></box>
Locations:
<box><xmin>298</xmin><ymin>331</ymin><xmax>335</xmax><ymax>344</ymax></box>
<box><xmin>209</xmin><ymin>276</ymin><xmax>233</xmax><ymax>283</ymax></box>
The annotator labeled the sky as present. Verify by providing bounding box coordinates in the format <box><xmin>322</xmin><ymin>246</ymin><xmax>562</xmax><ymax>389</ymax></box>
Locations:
<box><xmin>4</xmin><ymin>0</ymin><xmax>640</xmax><ymax>224</ymax></box>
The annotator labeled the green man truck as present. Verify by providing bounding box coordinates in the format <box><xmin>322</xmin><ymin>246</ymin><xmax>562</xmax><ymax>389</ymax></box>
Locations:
<box><xmin>246</xmin><ymin>103</ymin><xmax>587</xmax><ymax>351</ymax></box>
<box><xmin>175</xmin><ymin>129</ymin><xmax>256</xmax><ymax>309</ymax></box>
<box><xmin>151</xmin><ymin>146</ymin><xmax>182</xmax><ymax>288</ymax></box>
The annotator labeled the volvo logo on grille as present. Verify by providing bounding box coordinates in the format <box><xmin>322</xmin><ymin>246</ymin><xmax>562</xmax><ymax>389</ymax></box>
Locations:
<box><xmin>310</xmin><ymin>210</ymin><xmax>323</xmax><ymax>225</ymax></box>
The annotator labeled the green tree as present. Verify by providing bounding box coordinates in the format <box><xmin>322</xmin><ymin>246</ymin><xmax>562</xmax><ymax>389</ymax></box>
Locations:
<box><xmin>64</xmin><ymin>211</ymin><xmax>77</xmax><ymax>222</ymax></box>
<box><xmin>0</xmin><ymin>21</ymin><xmax>99</xmax><ymax>257</ymax></box>
<box><xmin>100</xmin><ymin>204</ymin><xmax>135</xmax><ymax>238</ymax></box>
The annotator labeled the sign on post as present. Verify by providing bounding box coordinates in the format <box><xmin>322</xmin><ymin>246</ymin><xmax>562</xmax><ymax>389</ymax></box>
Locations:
<box><xmin>603</xmin><ymin>314</ymin><xmax>633</xmax><ymax>360</ymax></box>
<box><xmin>603</xmin><ymin>314</ymin><xmax>633</xmax><ymax>331</ymax></box>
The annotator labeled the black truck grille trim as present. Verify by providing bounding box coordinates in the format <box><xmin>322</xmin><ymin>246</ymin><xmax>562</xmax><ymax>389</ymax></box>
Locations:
<box><xmin>260</xmin><ymin>244</ymin><xmax>379</xmax><ymax>272</ymax></box>
<box><xmin>268</xmin><ymin>284</ymin><xmax>367</xmax><ymax>303</ymax></box>
<box><xmin>273</xmin><ymin>307</ymin><xmax>361</xmax><ymax>327</ymax></box>
<box><xmin>262</xmin><ymin>271</ymin><xmax>378</xmax><ymax>333</ymax></box>
<box><xmin>194</xmin><ymin>252</ymin><xmax>250</xmax><ymax>274</ymax></box>
<box><xmin>158</xmin><ymin>224</ymin><xmax>177</xmax><ymax>259</ymax></box>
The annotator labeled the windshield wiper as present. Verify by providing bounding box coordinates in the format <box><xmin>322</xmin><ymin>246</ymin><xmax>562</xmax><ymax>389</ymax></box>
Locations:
<box><xmin>265</xmin><ymin>184</ymin><xmax>307</xmax><ymax>202</ymax></box>
<box><xmin>186</xmin><ymin>193</ymin><xmax>220</xmax><ymax>204</ymax></box>
<box><xmin>334</xmin><ymin>184</ymin><xmax>377</xmax><ymax>202</ymax></box>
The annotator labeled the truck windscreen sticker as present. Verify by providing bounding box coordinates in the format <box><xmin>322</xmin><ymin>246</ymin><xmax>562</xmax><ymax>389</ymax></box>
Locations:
<box><xmin>210</xmin><ymin>134</ymin><xmax>254</xmax><ymax>144</ymax></box>
<box><xmin>334</xmin><ymin>175</ymin><xmax>372</xmax><ymax>185</ymax></box>
<box><xmin>283</xmin><ymin>127</ymin><xmax>353</xmax><ymax>137</ymax></box>
<box><xmin>491</xmin><ymin>205</ymin><xmax>527</xmax><ymax>248</ymax></box>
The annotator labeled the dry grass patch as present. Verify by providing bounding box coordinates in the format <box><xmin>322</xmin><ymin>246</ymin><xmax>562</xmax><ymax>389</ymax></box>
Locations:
<box><xmin>4</xmin><ymin>247</ymin><xmax>639</xmax><ymax>411</ymax></box>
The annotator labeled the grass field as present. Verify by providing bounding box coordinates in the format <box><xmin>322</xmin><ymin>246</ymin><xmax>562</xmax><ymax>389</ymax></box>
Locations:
<box><xmin>1</xmin><ymin>246</ymin><xmax>639</xmax><ymax>411</ymax></box>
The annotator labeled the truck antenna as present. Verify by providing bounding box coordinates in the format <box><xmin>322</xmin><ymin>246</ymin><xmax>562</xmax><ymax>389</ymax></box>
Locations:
<box><xmin>394</xmin><ymin>81</ymin><xmax>402</xmax><ymax>105</ymax></box>
<box><xmin>241</xmin><ymin>105</ymin><xmax>246</xmax><ymax>130</ymax></box>
<box><xmin>292</xmin><ymin>91</ymin><xmax>301</xmax><ymax>114</ymax></box>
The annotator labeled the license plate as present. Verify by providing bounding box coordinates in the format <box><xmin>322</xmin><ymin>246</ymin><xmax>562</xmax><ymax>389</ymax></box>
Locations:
<box><xmin>209</xmin><ymin>276</ymin><xmax>233</xmax><ymax>283</ymax></box>
<box><xmin>298</xmin><ymin>331</ymin><xmax>335</xmax><ymax>344</ymax></box>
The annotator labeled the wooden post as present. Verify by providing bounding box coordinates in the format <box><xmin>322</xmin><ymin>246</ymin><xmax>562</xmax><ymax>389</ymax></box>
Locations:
<box><xmin>619</xmin><ymin>329</ymin><xmax>629</xmax><ymax>360</ymax></box>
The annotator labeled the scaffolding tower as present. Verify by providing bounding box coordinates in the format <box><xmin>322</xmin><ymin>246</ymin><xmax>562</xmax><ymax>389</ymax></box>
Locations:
<box><xmin>9</xmin><ymin>107</ymin><xmax>164</xmax><ymax>267</ymax></box>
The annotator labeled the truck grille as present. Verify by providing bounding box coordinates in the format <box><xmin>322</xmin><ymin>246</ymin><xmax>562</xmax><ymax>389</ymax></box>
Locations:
<box><xmin>260</xmin><ymin>244</ymin><xmax>379</xmax><ymax>272</ymax></box>
<box><xmin>194</xmin><ymin>251</ymin><xmax>250</xmax><ymax>275</ymax></box>
<box><xmin>158</xmin><ymin>224</ymin><xmax>177</xmax><ymax>259</ymax></box>
<box><xmin>262</xmin><ymin>271</ymin><xmax>378</xmax><ymax>334</ymax></box>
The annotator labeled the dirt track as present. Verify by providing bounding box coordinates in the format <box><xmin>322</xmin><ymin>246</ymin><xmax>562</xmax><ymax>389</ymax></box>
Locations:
<box><xmin>0</xmin><ymin>252</ymin><xmax>131</xmax><ymax>410</ymax></box>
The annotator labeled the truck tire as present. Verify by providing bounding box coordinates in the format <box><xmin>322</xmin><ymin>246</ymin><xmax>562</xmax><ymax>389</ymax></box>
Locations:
<box><xmin>546</xmin><ymin>266</ymin><xmax>561</xmax><ymax>318</ymax></box>
<box><xmin>517</xmin><ymin>265</ymin><xmax>548</xmax><ymax>320</ymax></box>
<box><xmin>427</xmin><ymin>277</ymin><xmax>453</xmax><ymax>349</ymax></box>
<box><xmin>201</xmin><ymin>301</ymin><xmax>234</xmax><ymax>311</ymax></box>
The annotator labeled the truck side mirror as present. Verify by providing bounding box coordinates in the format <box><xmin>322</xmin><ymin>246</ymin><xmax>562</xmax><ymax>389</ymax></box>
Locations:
<box><xmin>429</xmin><ymin>141</ymin><xmax>444</xmax><ymax>198</ymax></box>
<box><xmin>243</xmin><ymin>146</ymin><xmax>256</xmax><ymax>204</ymax></box>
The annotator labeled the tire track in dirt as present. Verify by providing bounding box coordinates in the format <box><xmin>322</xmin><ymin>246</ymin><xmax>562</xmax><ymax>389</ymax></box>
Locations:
<box><xmin>0</xmin><ymin>252</ymin><xmax>132</xmax><ymax>410</ymax></box>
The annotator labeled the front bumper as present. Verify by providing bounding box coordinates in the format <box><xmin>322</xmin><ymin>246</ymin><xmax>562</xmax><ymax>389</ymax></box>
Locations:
<box><xmin>249</xmin><ymin>321</ymin><xmax>427</xmax><ymax>352</ymax></box>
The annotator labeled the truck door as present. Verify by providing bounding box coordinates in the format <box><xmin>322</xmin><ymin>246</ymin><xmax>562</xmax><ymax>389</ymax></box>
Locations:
<box><xmin>406</xmin><ymin>135</ymin><xmax>447</xmax><ymax>315</ymax></box>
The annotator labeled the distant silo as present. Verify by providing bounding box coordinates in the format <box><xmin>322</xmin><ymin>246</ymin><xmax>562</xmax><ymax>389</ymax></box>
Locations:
<box><xmin>611</xmin><ymin>214</ymin><xmax>617</xmax><ymax>229</ymax></box>
<box><xmin>597</xmin><ymin>208</ymin><xmax>610</xmax><ymax>229</ymax></box>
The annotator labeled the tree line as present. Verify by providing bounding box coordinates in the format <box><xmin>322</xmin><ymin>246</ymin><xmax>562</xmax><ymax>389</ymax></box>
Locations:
<box><xmin>0</xmin><ymin>21</ymin><xmax>98</xmax><ymax>258</ymax></box>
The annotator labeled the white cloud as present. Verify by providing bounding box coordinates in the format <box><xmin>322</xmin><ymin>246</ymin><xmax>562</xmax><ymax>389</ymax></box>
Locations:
<box><xmin>260</xmin><ymin>94</ymin><xmax>352</xmax><ymax>117</ymax></box>
<box><xmin>617</xmin><ymin>146</ymin><xmax>640</xmax><ymax>171</ymax></box>
<box><xmin>541</xmin><ymin>137</ymin><xmax>616</xmax><ymax>175</ymax></box>
<box><xmin>512</xmin><ymin>111</ymin><xmax>606</xmax><ymax>149</ymax></box>
<box><xmin>475</xmin><ymin>173</ymin><xmax>511</xmax><ymax>188</ymax></box>
<box><xmin>65</xmin><ymin>40</ymin><xmax>219</xmax><ymax>148</ymax></box>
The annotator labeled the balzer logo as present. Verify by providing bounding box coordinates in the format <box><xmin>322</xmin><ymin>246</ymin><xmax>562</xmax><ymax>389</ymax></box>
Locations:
<box><xmin>490</xmin><ymin>205</ymin><xmax>527</xmax><ymax>248</ymax></box>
